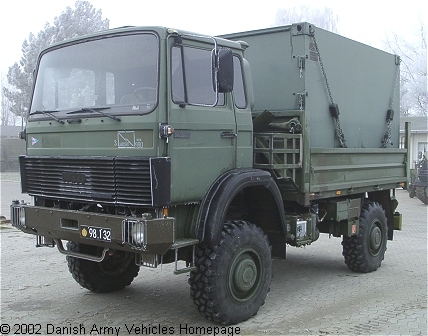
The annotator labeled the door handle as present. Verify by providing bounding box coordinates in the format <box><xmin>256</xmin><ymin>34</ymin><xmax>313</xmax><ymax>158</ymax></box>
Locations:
<box><xmin>221</xmin><ymin>132</ymin><xmax>237</xmax><ymax>138</ymax></box>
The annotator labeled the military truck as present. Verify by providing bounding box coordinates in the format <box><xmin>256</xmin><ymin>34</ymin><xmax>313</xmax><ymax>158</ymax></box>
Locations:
<box><xmin>11</xmin><ymin>23</ymin><xmax>408</xmax><ymax>325</ymax></box>
<box><xmin>409</xmin><ymin>152</ymin><xmax>428</xmax><ymax>204</ymax></box>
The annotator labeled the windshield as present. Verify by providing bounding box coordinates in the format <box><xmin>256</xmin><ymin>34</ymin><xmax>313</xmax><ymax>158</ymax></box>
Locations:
<box><xmin>30</xmin><ymin>32</ymin><xmax>159</xmax><ymax>120</ymax></box>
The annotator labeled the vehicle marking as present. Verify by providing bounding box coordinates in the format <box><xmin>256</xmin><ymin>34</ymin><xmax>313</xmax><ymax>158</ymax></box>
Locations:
<box><xmin>117</xmin><ymin>131</ymin><xmax>135</xmax><ymax>148</ymax></box>
<box><xmin>31</xmin><ymin>137</ymin><xmax>39</xmax><ymax>146</ymax></box>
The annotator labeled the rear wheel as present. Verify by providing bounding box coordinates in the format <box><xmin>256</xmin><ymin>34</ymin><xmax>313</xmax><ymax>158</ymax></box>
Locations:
<box><xmin>408</xmin><ymin>185</ymin><xmax>416</xmax><ymax>198</ymax></box>
<box><xmin>342</xmin><ymin>201</ymin><xmax>387</xmax><ymax>273</ymax></box>
<box><xmin>415</xmin><ymin>187</ymin><xmax>428</xmax><ymax>204</ymax></box>
<box><xmin>66</xmin><ymin>242</ymin><xmax>140</xmax><ymax>292</ymax></box>
<box><xmin>189</xmin><ymin>221</ymin><xmax>272</xmax><ymax>325</ymax></box>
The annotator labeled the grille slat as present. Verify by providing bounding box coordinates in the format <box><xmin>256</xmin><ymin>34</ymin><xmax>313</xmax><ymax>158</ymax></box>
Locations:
<box><xmin>22</xmin><ymin>156</ymin><xmax>153</xmax><ymax>206</ymax></box>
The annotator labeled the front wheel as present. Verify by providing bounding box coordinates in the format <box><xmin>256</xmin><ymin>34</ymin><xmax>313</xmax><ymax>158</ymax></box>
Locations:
<box><xmin>189</xmin><ymin>221</ymin><xmax>272</xmax><ymax>325</ymax></box>
<box><xmin>342</xmin><ymin>201</ymin><xmax>387</xmax><ymax>273</ymax></box>
<box><xmin>66</xmin><ymin>242</ymin><xmax>140</xmax><ymax>293</ymax></box>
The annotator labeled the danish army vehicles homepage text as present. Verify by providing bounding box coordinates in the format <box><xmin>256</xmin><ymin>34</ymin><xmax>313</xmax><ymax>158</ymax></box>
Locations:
<box><xmin>11</xmin><ymin>23</ymin><xmax>408</xmax><ymax>325</ymax></box>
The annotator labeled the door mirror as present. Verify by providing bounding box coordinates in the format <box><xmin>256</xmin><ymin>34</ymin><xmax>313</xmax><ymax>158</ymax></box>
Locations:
<box><xmin>213</xmin><ymin>47</ymin><xmax>234</xmax><ymax>93</ymax></box>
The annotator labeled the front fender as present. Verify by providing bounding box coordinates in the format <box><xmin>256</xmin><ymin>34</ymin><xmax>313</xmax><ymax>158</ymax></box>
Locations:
<box><xmin>196</xmin><ymin>168</ymin><xmax>286</xmax><ymax>246</ymax></box>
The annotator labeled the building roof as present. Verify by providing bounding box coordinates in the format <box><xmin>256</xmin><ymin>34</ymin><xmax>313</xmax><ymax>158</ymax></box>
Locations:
<box><xmin>400</xmin><ymin>116</ymin><xmax>428</xmax><ymax>133</ymax></box>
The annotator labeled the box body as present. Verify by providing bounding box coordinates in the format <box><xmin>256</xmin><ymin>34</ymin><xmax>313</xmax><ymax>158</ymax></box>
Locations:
<box><xmin>222</xmin><ymin>23</ymin><xmax>400</xmax><ymax>149</ymax></box>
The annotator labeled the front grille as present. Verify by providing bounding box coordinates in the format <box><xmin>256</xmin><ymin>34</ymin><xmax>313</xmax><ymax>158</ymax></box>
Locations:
<box><xmin>20</xmin><ymin>156</ymin><xmax>169</xmax><ymax>206</ymax></box>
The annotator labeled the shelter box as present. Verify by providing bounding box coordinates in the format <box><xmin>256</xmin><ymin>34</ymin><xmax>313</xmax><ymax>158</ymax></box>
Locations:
<box><xmin>222</xmin><ymin>22</ymin><xmax>401</xmax><ymax>149</ymax></box>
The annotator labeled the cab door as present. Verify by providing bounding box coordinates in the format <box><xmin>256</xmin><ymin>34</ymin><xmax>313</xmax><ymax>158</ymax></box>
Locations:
<box><xmin>167</xmin><ymin>42</ymin><xmax>237</xmax><ymax>203</ymax></box>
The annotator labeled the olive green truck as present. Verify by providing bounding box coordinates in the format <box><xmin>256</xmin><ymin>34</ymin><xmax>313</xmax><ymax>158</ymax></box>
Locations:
<box><xmin>11</xmin><ymin>22</ymin><xmax>408</xmax><ymax>325</ymax></box>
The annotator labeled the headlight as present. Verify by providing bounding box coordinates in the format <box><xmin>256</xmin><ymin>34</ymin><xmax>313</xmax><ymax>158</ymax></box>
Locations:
<box><xmin>10</xmin><ymin>202</ymin><xmax>27</xmax><ymax>230</ymax></box>
<box><xmin>19</xmin><ymin>208</ymin><xmax>26</xmax><ymax>227</ymax></box>
<box><xmin>131</xmin><ymin>222</ymin><xmax>146</xmax><ymax>246</ymax></box>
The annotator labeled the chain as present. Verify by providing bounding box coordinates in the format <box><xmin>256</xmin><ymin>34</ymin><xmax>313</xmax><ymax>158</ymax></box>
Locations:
<box><xmin>334</xmin><ymin>118</ymin><xmax>347</xmax><ymax>148</ymax></box>
<box><xmin>310</xmin><ymin>28</ymin><xmax>333</xmax><ymax>105</ymax></box>
<box><xmin>381</xmin><ymin>119</ymin><xmax>392</xmax><ymax>148</ymax></box>
<box><xmin>310</xmin><ymin>26</ymin><xmax>347</xmax><ymax>148</ymax></box>
<box><xmin>389</xmin><ymin>61</ymin><xmax>400</xmax><ymax>110</ymax></box>
<box><xmin>381</xmin><ymin>60</ymin><xmax>400</xmax><ymax>148</ymax></box>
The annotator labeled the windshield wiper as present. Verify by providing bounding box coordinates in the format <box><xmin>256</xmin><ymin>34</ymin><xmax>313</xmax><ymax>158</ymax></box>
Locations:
<box><xmin>31</xmin><ymin>110</ymin><xmax>64</xmax><ymax>124</ymax></box>
<box><xmin>66</xmin><ymin>107</ymin><xmax>121</xmax><ymax>122</ymax></box>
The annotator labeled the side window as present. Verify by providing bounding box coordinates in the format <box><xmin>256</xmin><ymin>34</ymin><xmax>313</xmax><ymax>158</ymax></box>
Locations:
<box><xmin>171</xmin><ymin>47</ymin><xmax>185</xmax><ymax>102</ymax></box>
<box><xmin>171</xmin><ymin>45</ymin><xmax>224</xmax><ymax>106</ymax></box>
<box><xmin>233</xmin><ymin>56</ymin><xmax>247</xmax><ymax>109</ymax></box>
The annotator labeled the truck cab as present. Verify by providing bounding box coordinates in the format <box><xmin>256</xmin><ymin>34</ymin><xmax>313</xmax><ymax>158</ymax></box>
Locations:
<box><xmin>16</xmin><ymin>26</ymin><xmax>253</xmax><ymax>247</ymax></box>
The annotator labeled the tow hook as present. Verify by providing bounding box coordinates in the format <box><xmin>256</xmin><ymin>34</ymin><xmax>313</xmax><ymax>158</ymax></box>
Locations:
<box><xmin>54</xmin><ymin>239</ymin><xmax>109</xmax><ymax>262</ymax></box>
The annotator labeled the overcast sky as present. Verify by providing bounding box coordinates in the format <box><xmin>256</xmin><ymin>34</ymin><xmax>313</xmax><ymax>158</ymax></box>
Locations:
<box><xmin>0</xmin><ymin>0</ymin><xmax>426</xmax><ymax>76</ymax></box>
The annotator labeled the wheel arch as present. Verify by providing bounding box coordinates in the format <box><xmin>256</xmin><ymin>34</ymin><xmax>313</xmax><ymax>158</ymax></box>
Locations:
<box><xmin>196</xmin><ymin>168</ymin><xmax>286</xmax><ymax>248</ymax></box>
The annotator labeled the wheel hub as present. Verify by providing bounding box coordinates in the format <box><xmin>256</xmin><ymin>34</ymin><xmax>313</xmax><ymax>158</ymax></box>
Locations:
<box><xmin>233</xmin><ymin>257</ymin><xmax>257</xmax><ymax>292</ymax></box>
<box><xmin>229</xmin><ymin>249</ymin><xmax>262</xmax><ymax>302</ymax></box>
<box><xmin>369</xmin><ymin>224</ymin><xmax>382</xmax><ymax>254</ymax></box>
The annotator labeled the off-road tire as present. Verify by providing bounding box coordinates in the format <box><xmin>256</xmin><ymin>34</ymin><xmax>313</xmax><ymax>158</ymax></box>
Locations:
<box><xmin>66</xmin><ymin>242</ymin><xmax>140</xmax><ymax>293</ymax></box>
<box><xmin>189</xmin><ymin>221</ymin><xmax>272</xmax><ymax>325</ymax></box>
<box><xmin>415</xmin><ymin>187</ymin><xmax>428</xmax><ymax>205</ymax></box>
<box><xmin>408</xmin><ymin>185</ymin><xmax>416</xmax><ymax>198</ymax></box>
<box><xmin>342</xmin><ymin>201</ymin><xmax>387</xmax><ymax>273</ymax></box>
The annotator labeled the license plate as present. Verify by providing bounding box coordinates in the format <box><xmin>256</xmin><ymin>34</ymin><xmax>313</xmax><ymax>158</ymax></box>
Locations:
<box><xmin>80</xmin><ymin>225</ymin><xmax>111</xmax><ymax>242</ymax></box>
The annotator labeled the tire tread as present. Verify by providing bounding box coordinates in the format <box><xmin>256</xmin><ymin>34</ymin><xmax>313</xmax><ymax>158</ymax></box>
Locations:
<box><xmin>66</xmin><ymin>242</ymin><xmax>139</xmax><ymax>293</ymax></box>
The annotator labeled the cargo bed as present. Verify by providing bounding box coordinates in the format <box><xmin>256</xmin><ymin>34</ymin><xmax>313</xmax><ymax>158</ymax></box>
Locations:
<box><xmin>252</xmin><ymin>109</ymin><xmax>408</xmax><ymax>204</ymax></box>
<box><xmin>309</xmin><ymin>148</ymin><xmax>407</xmax><ymax>198</ymax></box>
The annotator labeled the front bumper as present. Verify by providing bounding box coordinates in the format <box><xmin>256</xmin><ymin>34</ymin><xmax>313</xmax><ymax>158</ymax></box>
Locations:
<box><xmin>10</xmin><ymin>202</ymin><xmax>175</xmax><ymax>255</ymax></box>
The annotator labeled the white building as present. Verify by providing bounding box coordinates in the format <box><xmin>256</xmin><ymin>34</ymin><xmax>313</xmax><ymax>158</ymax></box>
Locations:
<box><xmin>400</xmin><ymin>116</ymin><xmax>428</xmax><ymax>169</ymax></box>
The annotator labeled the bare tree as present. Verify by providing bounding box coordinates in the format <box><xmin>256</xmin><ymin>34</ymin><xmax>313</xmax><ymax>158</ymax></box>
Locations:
<box><xmin>384</xmin><ymin>20</ymin><xmax>427</xmax><ymax>116</ymax></box>
<box><xmin>1</xmin><ymin>73</ymin><xmax>15</xmax><ymax>126</ymax></box>
<box><xmin>275</xmin><ymin>5</ymin><xmax>339</xmax><ymax>33</ymax></box>
<box><xmin>3</xmin><ymin>1</ymin><xmax>109</xmax><ymax>122</ymax></box>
